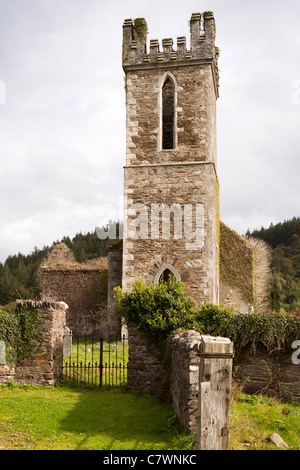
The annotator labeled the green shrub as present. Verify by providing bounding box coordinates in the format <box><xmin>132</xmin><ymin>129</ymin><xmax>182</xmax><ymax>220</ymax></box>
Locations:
<box><xmin>194</xmin><ymin>302</ymin><xmax>235</xmax><ymax>337</ymax></box>
<box><xmin>223</xmin><ymin>312</ymin><xmax>300</xmax><ymax>360</ymax></box>
<box><xmin>114</xmin><ymin>278</ymin><xmax>198</xmax><ymax>350</ymax></box>
<box><xmin>114</xmin><ymin>278</ymin><xmax>235</xmax><ymax>365</ymax></box>
<box><xmin>115</xmin><ymin>278</ymin><xmax>300</xmax><ymax>365</ymax></box>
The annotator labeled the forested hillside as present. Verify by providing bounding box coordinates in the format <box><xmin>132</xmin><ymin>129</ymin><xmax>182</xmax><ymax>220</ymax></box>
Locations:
<box><xmin>0</xmin><ymin>218</ymin><xmax>299</xmax><ymax>314</ymax></box>
<box><xmin>0</xmin><ymin>228</ymin><xmax>113</xmax><ymax>307</ymax></box>
<box><xmin>246</xmin><ymin>217</ymin><xmax>300</xmax><ymax>314</ymax></box>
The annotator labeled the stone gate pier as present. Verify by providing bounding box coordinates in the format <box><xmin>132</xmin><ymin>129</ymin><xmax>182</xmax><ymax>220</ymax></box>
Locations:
<box><xmin>0</xmin><ymin>300</ymin><xmax>68</xmax><ymax>387</ymax></box>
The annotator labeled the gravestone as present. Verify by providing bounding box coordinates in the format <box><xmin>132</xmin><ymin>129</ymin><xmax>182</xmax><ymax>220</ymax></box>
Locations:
<box><xmin>0</xmin><ymin>340</ymin><xmax>6</xmax><ymax>364</ymax></box>
<box><xmin>63</xmin><ymin>327</ymin><xmax>72</xmax><ymax>358</ymax></box>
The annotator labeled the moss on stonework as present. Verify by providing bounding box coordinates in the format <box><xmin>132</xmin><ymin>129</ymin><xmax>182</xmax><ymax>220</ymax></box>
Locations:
<box><xmin>133</xmin><ymin>18</ymin><xmax>148</xmax><ymax>40</ymax></box>
<box><xmin>219</xmin><ymin>222</ymin><xmax>254</xmax><ymax>303</ymax></box>
<box><xmin>216</xmin><ymin>177</ymin><xmax>220</xmax><ymax>273</ymax></box>
<box><xmin>203</xmin><ymin>11</ymin><xmax>214</xmax><ymax>18</ymax></box>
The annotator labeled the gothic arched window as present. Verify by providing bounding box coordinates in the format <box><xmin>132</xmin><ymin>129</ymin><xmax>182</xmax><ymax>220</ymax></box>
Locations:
<box><xmin>162</xmin><ymin>77</ymin><xmax>175</xmax><ymax>150</ymax></box>
<box><xmin>159</xmin><ymin>268</ymin><xmax>174</xmax><ymax>283</ymax></box>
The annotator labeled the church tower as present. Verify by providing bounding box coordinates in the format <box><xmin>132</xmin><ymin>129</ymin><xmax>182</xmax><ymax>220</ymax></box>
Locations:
<box><xmin>122</xmin><ymin>13</ymin><xmax>220</xmax><ymax>305</ymax></box>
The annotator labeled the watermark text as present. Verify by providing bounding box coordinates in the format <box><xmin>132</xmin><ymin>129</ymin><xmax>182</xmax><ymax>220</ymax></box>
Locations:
<box><xmin>96</xmin><ymin>202</ymin><xmax>205</xmax><ymax>250</ymax></box>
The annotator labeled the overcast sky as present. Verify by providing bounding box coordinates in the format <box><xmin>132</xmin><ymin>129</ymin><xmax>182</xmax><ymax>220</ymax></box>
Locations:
<box><xmin>0</xmin><ymin>0</ymin><xmax>299</xmax><ymax>262</ymax></box>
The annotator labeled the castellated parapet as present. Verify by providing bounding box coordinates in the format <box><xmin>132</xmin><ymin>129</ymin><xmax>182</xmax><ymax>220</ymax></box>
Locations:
<box><xmin>122</xmin><ymin>12</ymin><xmax>219</xmax><ymax>98</ymax></box>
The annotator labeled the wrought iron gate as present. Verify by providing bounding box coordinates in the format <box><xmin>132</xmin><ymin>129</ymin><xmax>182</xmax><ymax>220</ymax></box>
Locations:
<box><xmin>62</xmin><ymin>332</ymin><xmax>128</xmax><ymax>388</ymax></box>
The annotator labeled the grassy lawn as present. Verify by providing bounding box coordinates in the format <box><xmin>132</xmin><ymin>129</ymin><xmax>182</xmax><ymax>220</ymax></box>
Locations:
<box><xmin>229</xmin><ymin>390</ymin><xmax>300</xmax><ymax>450</ymax></box>
<box><xmin>0</xmin><ymin>382</ymin><xmax>193</xmax><ymax>451</ymax></box>
<box><xmin>0</xmin><ymin>382</ymin><xmax>299</xmax><ymax>450</ymax></box>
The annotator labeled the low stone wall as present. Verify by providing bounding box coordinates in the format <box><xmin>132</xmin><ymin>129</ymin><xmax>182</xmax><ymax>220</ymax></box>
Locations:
<box><xmin>0</xmin><ymin>300</ymin><xmax>68</xmax><ymax>387</ymax></box>
<box><xmin>235</xmin><ymin>349</ymin><xmax>300</xmax><ymax>401</ymax></box>
<box><xmin>0</xmin><ymin>364</ymin><xmax>15</xmax><ymax>384</ymax></box>
<box><xmin>127</xmin><ymin>323</ymin><xmax>167</xmax><ymax>394</ymax></box>
<box><xmin>170</xmin><ymin>330</ymin><xmax>201</xmax><ymax>434</ymax></box>
<box><xmin>127</xmin><ymin>326</ymin><xmax>299</xmax><ymax>435</ymax></box>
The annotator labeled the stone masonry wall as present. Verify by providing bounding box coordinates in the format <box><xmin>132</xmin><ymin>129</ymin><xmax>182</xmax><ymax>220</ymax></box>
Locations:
<box><xmin>127</xmin><ymin>323</ymin><xmax>167</xmax><ymax>394</ymax></box>
<box><xmin>122</xmin><ymin>13</ymin><xmax>220</xmax><ymax>307</ymax></box>
<box><xmin>38</xmin><ymin>243</ymin><xmax>108</xmax><ymax>336</ymax></box>
<box><xmin>235</xmin><ymin>349</ymin><xmax>300</xmax><ymax>401</ymax></box>
<box><xmin>219</xmin><ymin>222</ymin><xmax>272</xmax><ymax>314</ymax></box>
<box><xmin>219</xmin><ymin>222</ymin><xmax>254</xmax><ymax>314</ymax></box>
<box><xmin>0</xmin><ymin>364</ymin><xmax>15</xmax><ymax>384</ymax></box>
<box><xmin>107</xmin><ymin>243</ymin><xmax>123</xmax><ymax>335</ymax></box>
<box><xmin>127</xmin><ymin>327</ymin><xmax>299</xmax><ymax>435</ymax></box>
<box><xmin>0</xmin><ymin>300</ymin><xmax>68</xmax><ymax>387</ymax></box>
<box><xmin>123</xmin><ymin>163</ymin><xmax>219</xmax><ymax>306</ymax></box>
<box><xmin>170</xmin><ymin>330</ymin><xmax>201</xmax><ymax>434</ymax></box>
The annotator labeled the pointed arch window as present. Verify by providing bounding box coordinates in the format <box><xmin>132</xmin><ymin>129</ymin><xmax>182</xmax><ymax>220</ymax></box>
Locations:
<box><xmin>153</xmin><ymin>263</ymin><xmax>181</xmax><ymax>286</ymax></box>
<box><xmin>159</xmin><ymin>268</ymin><xmax>174</xmax><ymax>283</ymax></box>
<box><xmin>162</xmin><ymin>76</ymin><xmax>175</xmax><ymax>150</ymax></box>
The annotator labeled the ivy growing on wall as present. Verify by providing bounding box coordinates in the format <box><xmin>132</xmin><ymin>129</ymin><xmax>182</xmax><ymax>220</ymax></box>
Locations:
<box><xmin>219</xmin><ymin>222</ymin><xmax>254</xmax><ymax>304</ymax></box>
<box><xmin>0</xmin><ymin>303</ymin><xmax>41</xmax><ymax>365</ymax></box>
<box><xmin>115</xmin><ymin>278</ymin><xmax>300</xmax><ymax>365</ymax></box>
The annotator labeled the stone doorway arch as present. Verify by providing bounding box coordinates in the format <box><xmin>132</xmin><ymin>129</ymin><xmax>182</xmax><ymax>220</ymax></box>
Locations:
<box><xmin>153</xmin><ymin>263</ymin><xmax>181</xmax><ymax>286</ymax></box>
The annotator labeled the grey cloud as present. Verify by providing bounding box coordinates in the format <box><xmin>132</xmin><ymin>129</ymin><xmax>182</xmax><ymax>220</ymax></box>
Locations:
<box><xmin>0</xmin><ymin>0</ymin><xmax>299</xmax><ymax>261</ymax></box>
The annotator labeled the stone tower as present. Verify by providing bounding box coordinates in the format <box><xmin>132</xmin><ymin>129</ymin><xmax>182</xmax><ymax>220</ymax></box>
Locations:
<box><xmin>122</xmin><ymin>13</ymin><xmax>220</xmax><ymax>305</ymax></box>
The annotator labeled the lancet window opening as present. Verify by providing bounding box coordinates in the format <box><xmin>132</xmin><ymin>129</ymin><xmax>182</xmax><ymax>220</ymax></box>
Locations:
<box><xmin>161</xmin><ymin>74</ymin><xmax>176</xmax><ymax>150</ymax></box>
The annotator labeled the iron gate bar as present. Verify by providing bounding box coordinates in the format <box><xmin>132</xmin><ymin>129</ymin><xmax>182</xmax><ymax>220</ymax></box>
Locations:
<box><xmin>99</xmin><ymin>338</ymin><xmax>103</xmax><ymax>388</ymax></box>
<box><xmin>62</xmin><ymin>332</ymin><xmax>128</xmax><ymax>389</ymax></box>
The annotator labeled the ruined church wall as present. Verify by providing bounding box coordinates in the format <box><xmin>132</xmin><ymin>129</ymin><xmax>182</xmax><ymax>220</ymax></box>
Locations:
<box><xmin>39</xmin><ymin>269</ymin><xmax>107</xmax><ymax>335</ymax></box>
<box><xmin>219</xmin><ymin>222</ymin><xmax>271</xmax><ymax>314</ymax></box>
<box><xmin>38</xmin><ymin>243</ymin><xmax>108</xmax><ymax>336</ymax></box>
<box><xmin>107</xmin><ymin>244</ymin><xmax>123</xmax><ymax>335</ymax></box>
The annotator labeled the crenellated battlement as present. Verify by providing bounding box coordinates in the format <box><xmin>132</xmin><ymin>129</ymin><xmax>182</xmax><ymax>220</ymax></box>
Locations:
<box><xmin>122</xmin><ymin>12</ymin><xmax>219</xmax><ymax>86</ymax></box>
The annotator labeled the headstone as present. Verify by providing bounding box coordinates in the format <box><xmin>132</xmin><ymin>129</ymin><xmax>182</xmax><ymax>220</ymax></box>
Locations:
<box><xmin>63</xmin><ymin>327</ymin><xmax>72</xmax><ymax>358</ymax></box>
<box><xmin>0</xmin><ymin>341</ymin><xmax>6</xmax><ymax>365</ymax></box>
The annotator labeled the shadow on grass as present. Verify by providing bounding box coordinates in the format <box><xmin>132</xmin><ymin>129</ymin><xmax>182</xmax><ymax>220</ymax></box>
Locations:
<box><xmin>57</xmin><ymin>381</ymin><xmax>193</xmax><ymax>451</ymax></box>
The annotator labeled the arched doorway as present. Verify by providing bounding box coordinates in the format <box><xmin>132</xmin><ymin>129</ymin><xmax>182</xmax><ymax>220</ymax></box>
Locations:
<box><xmin>153</xmin><ymin>263</ymin><xmax>181</xmax><ymax>286</ymax></box>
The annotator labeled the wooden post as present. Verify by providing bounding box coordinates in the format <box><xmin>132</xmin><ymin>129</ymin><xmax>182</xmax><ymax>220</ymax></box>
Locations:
<box><xmin>196</xmin><ymin>335</ymin><xmax>234</xmax><ymax>450</ymax></box>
